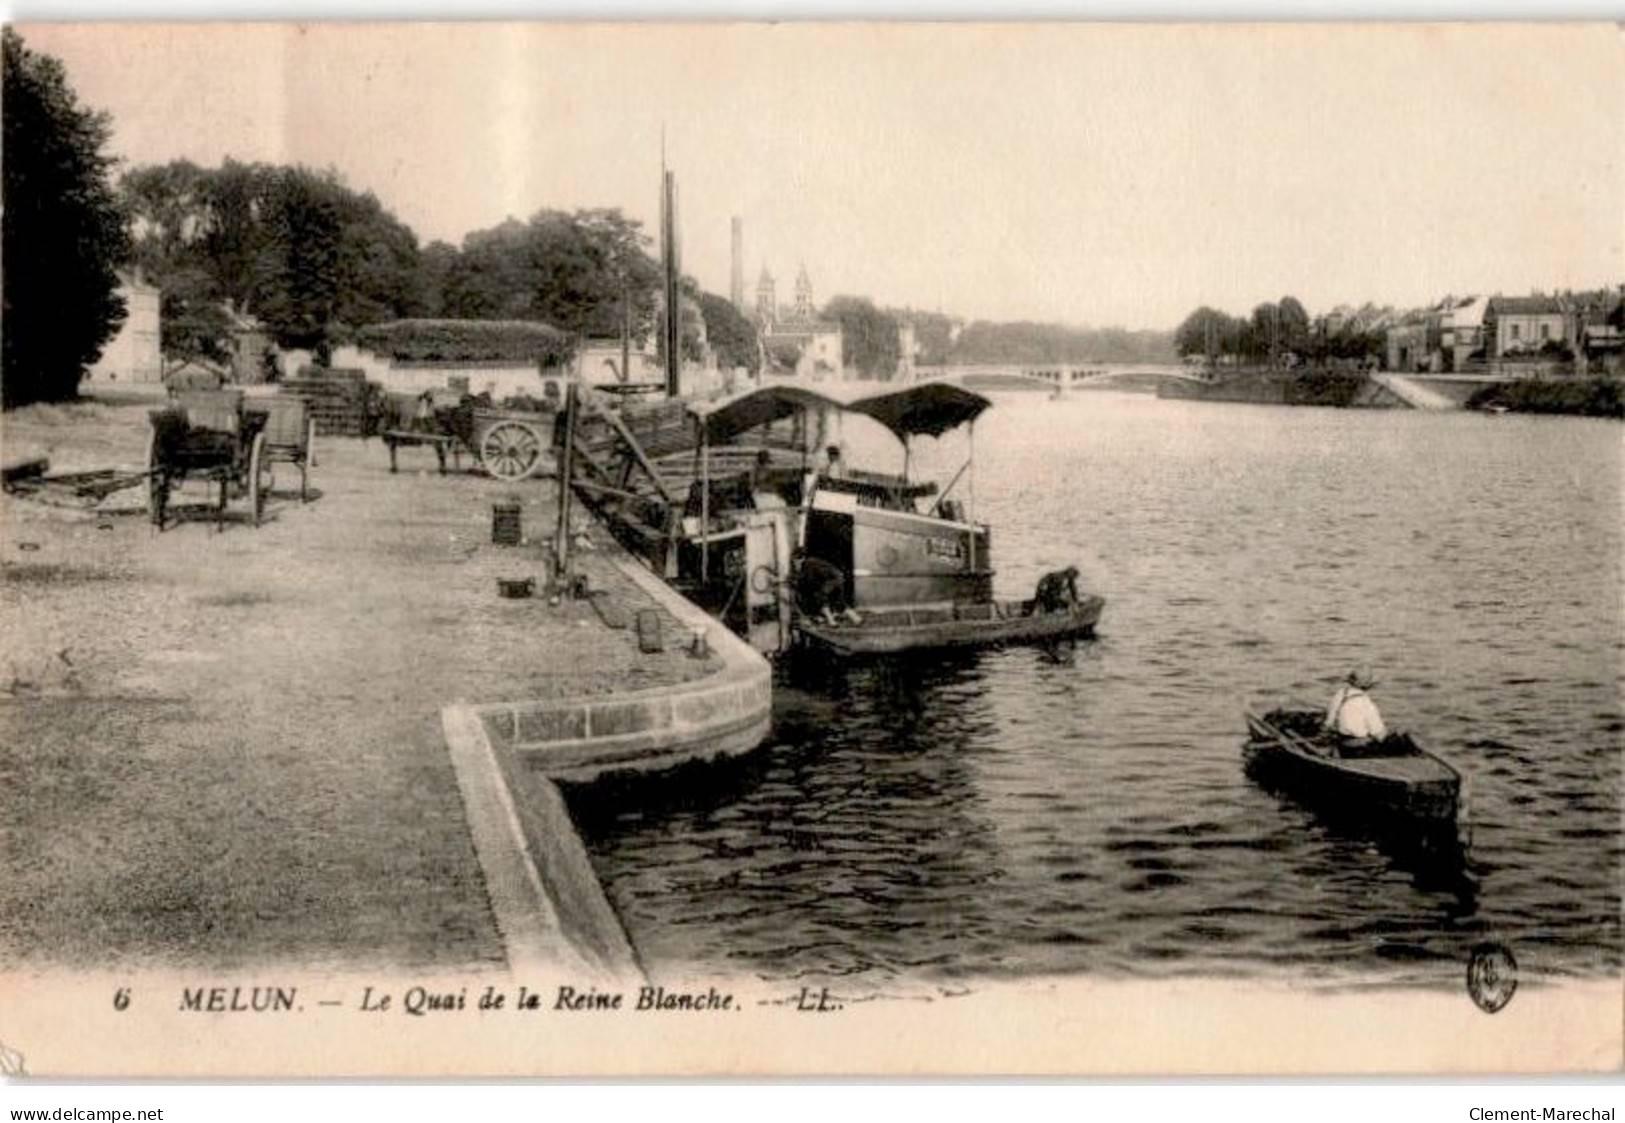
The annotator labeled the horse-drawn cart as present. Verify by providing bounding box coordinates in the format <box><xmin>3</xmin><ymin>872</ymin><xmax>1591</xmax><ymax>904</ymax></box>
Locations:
<box><xmin>380</xmin><ymin>392</ymin><xmax>555</xmax><ymax>481</ymax></box>
<box><xmin>145</xmin><ymin>390</ymin><xmax>281</xmax><ymax>531</ymax></box>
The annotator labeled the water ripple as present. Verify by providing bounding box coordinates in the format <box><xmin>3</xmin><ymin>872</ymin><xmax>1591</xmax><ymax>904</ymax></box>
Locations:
<box><xmin>568</xmin><ymin>396</ymin><xmax>1622</xmax><ymax>987</ymax></box>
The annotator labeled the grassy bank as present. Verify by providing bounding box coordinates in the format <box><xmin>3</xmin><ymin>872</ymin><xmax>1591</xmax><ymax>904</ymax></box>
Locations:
<box><xmin>1159</xmin><ymin>369</ymin><xmax>1372</xmax><ymax>407</ymax></box>
<box><xmin>1466</xmin><ymin>377</ymin><xmax>1624</xmax><ymax>419</ymax></box>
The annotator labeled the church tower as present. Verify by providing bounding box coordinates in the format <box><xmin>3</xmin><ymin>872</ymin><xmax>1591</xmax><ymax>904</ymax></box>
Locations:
<box><xmin>755</xmin><ymin>267</ymin><xmax>777</xmax><ymax>326</ymax></box>
<box><xmin>793</xmin><ymin>264</ymin><xmax>814</xmax><ymax>321</ymax></box>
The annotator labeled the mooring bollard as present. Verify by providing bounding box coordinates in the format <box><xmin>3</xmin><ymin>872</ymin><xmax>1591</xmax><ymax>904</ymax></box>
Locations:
<box><xmin>496</xmin><ymin>577</ymin><xmax>534</xmax><ymax>599</ymax></box>
<box><xmin>635</xmin><ymin>609</ymin><xmax>663</xmax><ymax>653</ymax></box>
<box><xmin>491</xmin><ymin>500</ymin><xmax>522</xmax><ymax>546</ymax></box>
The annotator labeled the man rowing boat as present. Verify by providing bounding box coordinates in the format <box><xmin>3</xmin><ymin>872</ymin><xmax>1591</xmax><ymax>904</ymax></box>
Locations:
<box><xmin>1324</xmin><ymin>668</ymin><xmax>1387</xmax><ymax>741</ymax></box>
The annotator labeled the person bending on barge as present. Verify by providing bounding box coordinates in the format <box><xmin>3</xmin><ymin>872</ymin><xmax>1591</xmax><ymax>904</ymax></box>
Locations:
<box><xmin>795</xmin><ymin>550</ymin><xmax>862</xmax><ymax>627</ymax></box>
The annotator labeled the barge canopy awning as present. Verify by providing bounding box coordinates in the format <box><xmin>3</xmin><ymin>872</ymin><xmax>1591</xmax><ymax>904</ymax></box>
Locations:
<box><xmin>688</xmin><ymin>384</ymin><xmax>852</xmax><ymax>444</ymax></box>
<box><xmin>846</xmin><ymin>380</ymin><xmax>992</xmax><ymax>439</ymax></box>
<box><xmin>687</xmin><ymin>378</ymin><xmax>993</xmax><ymax>444</ymax></box>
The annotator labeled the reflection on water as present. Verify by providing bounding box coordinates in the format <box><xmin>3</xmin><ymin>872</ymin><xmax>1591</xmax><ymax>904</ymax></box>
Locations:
<box><xmin>568</xmin><ymin>394</ymin><xmax>1622</xmax><ymax>988</ymax></box>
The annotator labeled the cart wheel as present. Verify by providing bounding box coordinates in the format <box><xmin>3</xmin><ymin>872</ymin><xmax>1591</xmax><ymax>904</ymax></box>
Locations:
<box><xmin>144</xmin><ymin>425</ymin><xmax>168</xmax><ymax>530</ymax></box>
<box><xmin>249</xmin><ymin>432</ymin><xmax>270</xmax><ymax>526</ymax></box>
<box><xmin>479</xmin><ymin>420</ymin><xmax>543</xmax><ymax>481</ymax></box>
<box><xmin>299</xmin><ymin>418</ymin><xmax>315</xmax><ymax>501</ymax></box>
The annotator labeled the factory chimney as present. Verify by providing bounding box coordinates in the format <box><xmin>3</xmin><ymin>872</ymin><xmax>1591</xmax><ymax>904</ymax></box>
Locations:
<box><xmin>730</xmin><ymin>216</ymin><xmax>744</xmax><ymax>312</ymax></box>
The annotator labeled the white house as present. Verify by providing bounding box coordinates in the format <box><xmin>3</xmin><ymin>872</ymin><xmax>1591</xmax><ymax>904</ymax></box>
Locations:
<box><xmin>87</xmin><ymin>271</ymin><xmax>162</xmax><ymax>384</ymax></box>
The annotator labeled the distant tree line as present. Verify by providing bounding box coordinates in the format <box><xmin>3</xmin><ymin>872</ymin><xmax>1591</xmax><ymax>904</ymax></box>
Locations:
<box><xmin>949</xmin><ymin>320</ymin><xmax>1175</xmax><ymax>365</ymax></box>
<box><xmin>125</xmin><ymin>162</ymin><xmax>760</xmax><ymax>375</ymax></box>
<box><xmin>1175</xmin><ymin>296</ymin><xmax>1387</xmax><ymax>367</ymax></box>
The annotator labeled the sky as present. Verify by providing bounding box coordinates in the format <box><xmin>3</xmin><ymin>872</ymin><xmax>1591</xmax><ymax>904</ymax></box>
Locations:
<box><xmin>17</xmin><ymin>21</ymin><xmax>1625</xmax><ymax>329</ymax></box>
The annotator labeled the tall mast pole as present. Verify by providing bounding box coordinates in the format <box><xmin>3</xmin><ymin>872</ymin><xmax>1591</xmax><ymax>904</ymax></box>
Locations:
<box><xmin>661</xmin><ymin>138</ymin><xmax>681</xmax><ymax>399</ymax></box>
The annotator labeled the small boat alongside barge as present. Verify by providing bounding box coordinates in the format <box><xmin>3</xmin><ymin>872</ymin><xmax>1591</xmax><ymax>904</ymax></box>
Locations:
<box><xmin>796</xmin><ymin>594</ymin><xmax>1105</xmax><ymax>656</ymax></box>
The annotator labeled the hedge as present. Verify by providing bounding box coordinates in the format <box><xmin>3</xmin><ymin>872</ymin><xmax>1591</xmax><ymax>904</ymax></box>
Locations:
<box><xmin>1467</xmin><ymin>378</ymin><xmax>1624</xmax><ymax>419</ymax></box>
<box><xmin>355</xmin><ymin>319</ymin><xmax>574</xmax><ymax>365</ymax></box>
<box><xmin>1281</xmin><ymin>370</ymin><xmax>1369</xmax><ymax>407</ymax></box>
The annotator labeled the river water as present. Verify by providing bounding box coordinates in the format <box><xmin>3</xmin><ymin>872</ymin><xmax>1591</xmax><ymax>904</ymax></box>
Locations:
<box><xmin>567</xmin><ymin>392</ymin><xmax>1622</xmax><ymax>989</ymax></box>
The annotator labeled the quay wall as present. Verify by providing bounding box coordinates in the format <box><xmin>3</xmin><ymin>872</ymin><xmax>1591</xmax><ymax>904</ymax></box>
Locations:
<box><xmin>442</xmin><ymin>704</ymin><xmax>643</xmax><ymax>982</ymax></box>
<box><xmin>444</xmin><ymin>529</ymin><xmax>775</xmax><ymax>976</ymax></box>
<box><xmin>471</xmin><ymin>549</ymin><xmax>773</xmax><ymax>784</ymax></box>
<box><xmin>1156</xmin><ymin>370</ymin><xmax>1385</xmax><ymax>408</ymax></box>
<box><xmin>1156</xmin><ymin>368</ymin><xmax>1621</xmax><ymax>417</ymax></box>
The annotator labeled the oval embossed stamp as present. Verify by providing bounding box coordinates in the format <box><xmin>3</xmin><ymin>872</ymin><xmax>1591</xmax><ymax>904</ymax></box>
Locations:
<box><xmin>1466</xmin><ymin>942</ymin><xmax>1518</xmax><ymax>1013</ymax></box>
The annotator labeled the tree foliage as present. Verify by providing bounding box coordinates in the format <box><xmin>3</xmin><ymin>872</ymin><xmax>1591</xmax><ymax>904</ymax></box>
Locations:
<box><xmin>1177</xmin><ymin>296</ymin><xmax>1389</xmax><ymax>367</ymax></box>
<box><xmin>415</xmin><ymin>240</ymin><xmax>459</xmax><ymax>318</ymax></box>
<box><xmin>1277</xmin><ymin>296</ymin><xmax>1310</xmax><ymax>349</ymax></box>
<box><xmin>890</xmin><ymin>309</ymin><xmax>959</xmax><ymax>367</ymax></box>
<box><xmin>697</xmin><ymin>290</ymin><xmax>759</xmax><ymax>373</ymax></box>
<box><xmin>767</xmin><ymin>340</ymin><xmax>804</xmax><ymax>373</ymax></box>
<box><xmin>3</xmin><ymin>29</ymin><xmax>132</xmax><ymax>407</ymax></box>
<box><xmin>122</xmin><ymin>158</ymin><xmax>425</xmax><ymax>358</ymax></box>
<box><xmin>1174</xmin><ymin>306</ymin><xmax>1247</xmax><ymax>359</ymax></box>
<box><xmin>157</xmin><ymin>265</ymin><xmax>235</xmax><ymax>366</ymax></box>
<box><xmin>441</xmin><ymin>209</ymin><xmax>659</xmax><ymax>340</ymax></box>
<box><xmin>822</xmin><ymin>295</ymin><xmax>897</xmax><ymax>378</ymax></box>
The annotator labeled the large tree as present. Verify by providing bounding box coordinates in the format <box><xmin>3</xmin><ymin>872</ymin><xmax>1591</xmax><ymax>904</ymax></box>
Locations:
<box><xmin>333</xmin><ymin>187</ymin><xmax>425</xmax><ymax>331</ymax></box>
<box><xmin>415</xmin><ymin>240</ymin><xmax>460</xmax><ymax>318</ymax></box>
<box><xmin>3</xmin><ymin>29</ymin><xmax>132</xmax><ymax>407</ymax></box>
<box><xmin>254</xmin><ymin>167</ymin><xmax>345</xmax><ymax>349</ymax></box>
<box><xmin>1175</xmin><ymin>306</ymin><xmax>1232</xmax><ymax>358</ymax></box>
<box><xmin>441</xmin><ymin>218</ymin><xmax>533</xmax><ymax>321</ymax></box>
<box><xmin>697</xmin><ymin>290</ymin><xmax>759</xmax><ymax>373</ymax></box>
<box><xmin>123</xmin><ymin>159</ymin><xmax>427</xmax><ymax>358</ymax></box>
<box><xmin>891</xmin><ymin>309</ymin><xmax>959</xmax><ymax>367</ymax></box>
<box><xmin>822</xmin><ymin>295</ymin><xmax>898</xmax><ymax>378</ymax></box>
<box><xmin>123</xmin><ymin>161</ymin><xmax>231</xmax><ymax>364</ymax></box>
<box><xmin>1276</xmin><ymin>295</ymin><xmax>1310</xmax><ymax>353</ymax></box>
<box><xmin>441</xmin><ymin>209</ymin><xmax>659</xmax><ymax>341</ymax></box>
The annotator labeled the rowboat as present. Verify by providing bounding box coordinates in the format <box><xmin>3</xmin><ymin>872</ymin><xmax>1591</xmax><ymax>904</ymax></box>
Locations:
<box><xmin>797</xmin><ymin>594</ymin><xmax>1104</xmax><ymax>657</ymax></box>
<box><xmin>1242</xmin><ymin>708</ymin><xmax>1461</xmax><ymax>823</ymax></box>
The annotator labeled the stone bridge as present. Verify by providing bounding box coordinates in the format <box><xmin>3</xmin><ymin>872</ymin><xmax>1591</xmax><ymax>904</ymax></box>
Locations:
<box><xmin>931</xmin><ymin>365</ymin><xmax>1214</xmax><ymax>392</ymax></box>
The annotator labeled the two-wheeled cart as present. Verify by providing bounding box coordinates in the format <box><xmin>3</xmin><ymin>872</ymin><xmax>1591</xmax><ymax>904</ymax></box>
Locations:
<box><xmin>145</xmin><ymin>390</ymin><xmax>274</xmax><ymax>531</ymax></box>
<box><xmin>381</xmin><ymin>393</ymin><xmax>554</xmax><ymax>481</ymax></box>
<box><xmin>247</xmin><ymin>395</ymin><xmax>318</xmax><ymax>502</ymax></box>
